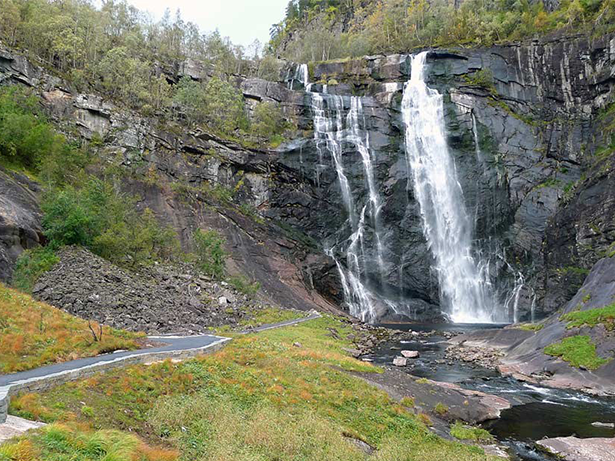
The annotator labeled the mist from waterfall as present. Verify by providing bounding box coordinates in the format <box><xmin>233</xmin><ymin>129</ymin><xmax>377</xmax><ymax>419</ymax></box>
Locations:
<box><xmin>401</xmin><ymin>52</ymin><xmax>505</xmax><ymax>323</ymax></box>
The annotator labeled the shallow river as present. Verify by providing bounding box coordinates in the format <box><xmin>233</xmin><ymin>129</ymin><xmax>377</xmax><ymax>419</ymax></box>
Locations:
<box><xmin>370</xmin><ymin>323</ymin><xmax>615</xmax><ymax>460</ymax></box>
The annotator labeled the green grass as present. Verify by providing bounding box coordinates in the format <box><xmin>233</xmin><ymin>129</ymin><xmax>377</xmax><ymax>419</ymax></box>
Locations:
<box><xmin>10</xmin><ymin>316</ymin><xmax>497</xmax><ymax>461</ymax></box>
<box><xmin>544</xmin><ymin>335</ymin><xmax>612</xmax><ymax>370</ymax></box>
<box><xmin>561</xmin><ymin>304</ymin><xmax>615</xmax><ymax>330</ymax></box>
<box><xmin>240</xmin><ymin>307</ymin><xmax>305</xmax><ymax>327</ymax></box>
<box><xmin>0</xmin><ymin>283</ymin><xmax>142</xmax><ymax>374</ymax></box>
<box><xmin>450</xmin><ymin>422</ymin><xmax>494</xmax><ymax>443</ymax></box>
<box><xmin>0</xmin><ymin>423</ymin><xmax>178</xmax><ymax>461</ymax></box>
<box><xmin>215</xmin><ymin>307</ymin><xmax>306</xmax><ymax>333</ymax></box>
<box><xmin>516</xmin><ymin>323</ymin><xmax>544</xmax><ymax>332</ymax></box>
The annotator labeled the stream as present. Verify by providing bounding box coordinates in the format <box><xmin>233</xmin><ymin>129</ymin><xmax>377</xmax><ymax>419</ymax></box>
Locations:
<box><xmin>369</xmin><ymin>324</ymin><xmax>615</xmax><ymax>460</ymax></box>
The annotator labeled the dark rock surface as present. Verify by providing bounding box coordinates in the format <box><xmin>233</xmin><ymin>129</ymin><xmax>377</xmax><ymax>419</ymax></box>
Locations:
<box><xmin>0</xmin><ymin>168</ymin><xmax>42</xmax><ymax>282</ymax></box>
<box><xmin>271</xmin><ymin>33</ymin><xmax>615</xmax><ymax>321</ymax></box>
<box><xmin>33</xmin><ymin>247</ymin><xmax>303</xmax><ymax>334</ymax></box>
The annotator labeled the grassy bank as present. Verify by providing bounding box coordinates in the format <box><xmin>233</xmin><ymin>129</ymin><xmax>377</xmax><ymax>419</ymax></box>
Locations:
<box><xmin>8</xmin><ymin>316</ymin><xmax>496</xmax><ymax>460</ymax></box>
<box><xmin>0</xmin><ymin>423</ymin><xmax>178</xmax><ymax>461</ymax></box>
<box><xmin>544</xmin><ymin>335</ymin><xmax>612</xmax><ymax>370</ymax></box>
<box><xmin>0</xmin><ymin>284</ymin><xmax>142</xmax><ymax>374</ymax></box>
<box><xmin>561</xmin><ymin>303</ymin><xmax>615</xmax><ymax>330</ymax></box>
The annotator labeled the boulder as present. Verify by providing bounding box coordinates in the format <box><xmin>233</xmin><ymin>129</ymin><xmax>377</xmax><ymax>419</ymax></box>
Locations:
<box><xmin>401</xmin><ymin>350</ymin><xmax>420</xmax><ymax>358</ymax></box>
<box><xmin>537</xmin><ymin>437</ymin><xmax>615</xmax><ymax>461</ymax></box>
<box><xmin>393</xmin><ymin>357</ymin><xmax>408</xmax><ymax>367</ymax></box>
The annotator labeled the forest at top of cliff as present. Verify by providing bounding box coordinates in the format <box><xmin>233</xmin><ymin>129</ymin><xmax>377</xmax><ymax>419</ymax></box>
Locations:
<box><xmin>271</xmin><ymin>0</ymin><xmax>615</xmax><ymax>62</ymax></box>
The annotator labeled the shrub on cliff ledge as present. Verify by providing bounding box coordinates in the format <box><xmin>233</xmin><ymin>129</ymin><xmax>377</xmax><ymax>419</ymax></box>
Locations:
<box><xmin>173</xmin><ymin>76</ymin><xmax>247</xmax><ymax>135</ymax></box>
<box><xmin>0</xmin><ymin>86</ymin><xmax>66</xmax><ymax>170</ymax></box>
<box><xmin>251</xmin><ymin>101</ymin><xmax>289</xmax><ymax>146</ymax></box>
<box><xmin>42</xmin><ymin>178</ymin><xmax>179</xmax><ymax>267</ymax></box>
<box><xmin>192</xmin><ymin>228</ymin><xmax>227</xmax><ymax>278</ymax></box>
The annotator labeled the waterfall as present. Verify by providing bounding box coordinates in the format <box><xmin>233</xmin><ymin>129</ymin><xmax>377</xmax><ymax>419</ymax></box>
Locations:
<box><xmin>471</xmin><ymin>111</ymin><xmax>483</xmax><ymax>164</ymax></box>
<box><xmin>401</xmin><ymin>52</ymin><xmax>501</xmax><ymax>323</ymax></box>
<box><xmin>309</xmin><ymin>87</ymin><xmax>391</xmax><ymax>322</ymax></box>
<box><xmin>288</xmin><ymin>64</ymin><xmax>309</xmax><ymax>90</ymax></box>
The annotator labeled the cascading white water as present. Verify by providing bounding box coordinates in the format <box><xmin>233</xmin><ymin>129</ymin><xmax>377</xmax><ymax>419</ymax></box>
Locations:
<box><xmin>471</xmin><ymin>111</ymin><xmax>483</xmax><ymax>164</ymax></box>
<box><xmin>288</xmin><ymin>63</ymin><xmax>310</xmax><ymax>90</ymax></box>
<box><xmin>402</xmin><ymin>52</ymin><xmax>500</xmax><ymax>323</ymax></box>
<box><xmin>309</xmin><ymin>85</ymin><xmax>390</xmax><ymax>322</ymax></box>
<box><xmin>348</xmin><ymin>97</ymin><xmax>386</xmax><ymax>279</ymax></box>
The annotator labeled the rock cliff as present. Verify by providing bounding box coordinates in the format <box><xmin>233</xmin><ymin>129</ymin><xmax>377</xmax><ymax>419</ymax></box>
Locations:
<box><xmin>1</xmin><ymin>32</ymin><xmax>614</xmax><ymax>322</ymax></box>
<box><xmin>266</xmin><ymin>33</ymin><xmax>615</xmax><ymax>321</ymax></box>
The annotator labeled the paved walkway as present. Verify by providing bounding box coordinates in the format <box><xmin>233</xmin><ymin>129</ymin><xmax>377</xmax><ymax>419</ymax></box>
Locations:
<box><xmin>0</xmin><ymin>335</ymin><xmax>228</xmax><ymax>390</ymax></box>
<box><xmin>0</xmin><ymin>311</ymin><xmax>321</xmax><ymax>431</ymax></box>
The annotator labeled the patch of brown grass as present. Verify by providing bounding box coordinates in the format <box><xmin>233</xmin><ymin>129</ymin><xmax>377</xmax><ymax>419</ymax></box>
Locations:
<box><xmin>0</xmin><ymin>283</ymin><xmax>143</xmax><ymax>374</ymax></box>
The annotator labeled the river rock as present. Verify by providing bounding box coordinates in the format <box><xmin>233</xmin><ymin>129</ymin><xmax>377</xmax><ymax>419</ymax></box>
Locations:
<box><xmin>591</xmin><ymin>422</ymin><xmax>615</xmax><ymax>428</ymax></box>
<box><xmin>393</xmin><ymin>357</ymin><xmax>408</xmax><ymax>367</ymax></box>
<box><xmin>343</xmin><ymin>348</ymin><xmax>362</xmax><ymax>358</ymax></box>
<box><xmin>401</xmin><ymin>350</ymin><xmax>420</xmax><ymax>358</ymax></box>
<box><xmin>537</xmin><ymin>436</ymin><xmax>615</xmax><ymax>461</ymax></box>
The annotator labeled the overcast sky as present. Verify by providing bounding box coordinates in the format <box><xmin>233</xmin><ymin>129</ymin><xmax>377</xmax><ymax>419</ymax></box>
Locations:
<box><xmin>125</xmin><ymin>0</ymin><xmax>289</xmax><ymax>48</ymax></box>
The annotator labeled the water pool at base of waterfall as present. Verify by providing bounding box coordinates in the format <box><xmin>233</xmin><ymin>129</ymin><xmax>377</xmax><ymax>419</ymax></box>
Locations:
<box><xmin>369</xmin><ymin>324</ymin><xmax>615</xmax><ymax>461</ymax></box>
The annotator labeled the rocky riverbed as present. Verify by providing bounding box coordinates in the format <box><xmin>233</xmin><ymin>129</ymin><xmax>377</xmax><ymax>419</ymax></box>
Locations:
<box><xmin>361</xmin><ymin>323</ymin><xmax>615</xmax><ymax>461</ymax></box>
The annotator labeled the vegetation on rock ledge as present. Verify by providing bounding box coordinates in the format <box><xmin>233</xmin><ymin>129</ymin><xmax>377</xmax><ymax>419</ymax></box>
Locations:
<box><xmin>561</xmin><ymin>303</ymin><xmax>615</xmax><ymax>330</ymax></box>
<box><xmin>544</xmin><ymin>335</ymin><xmax>612</xmax><ymax>370</ymax></box>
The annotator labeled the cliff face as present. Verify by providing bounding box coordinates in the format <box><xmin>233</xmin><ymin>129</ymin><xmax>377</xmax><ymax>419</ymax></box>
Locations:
<box><xmin>0</xmin><ymin>33</ymin><xmax>613</xmax><ymax>322</ymax></box>
<box><xmin>0</xmin><ymin>44</ymin><xmax>337</xmax><ymax>315</ymax></box>
<box><xmin>266</xmin><ymin>33</ymin><xmax>615</xmax><ymax>321</ymax></box>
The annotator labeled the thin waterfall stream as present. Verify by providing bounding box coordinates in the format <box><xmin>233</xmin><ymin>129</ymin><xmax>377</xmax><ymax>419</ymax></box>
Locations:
<box><xmin>310</xmin><ymin>88</ymin><xmax>391</xmax><ymax>322</ymax></box>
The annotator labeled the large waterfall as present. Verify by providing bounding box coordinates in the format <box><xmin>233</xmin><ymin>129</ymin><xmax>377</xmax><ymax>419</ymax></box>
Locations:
<box><xmin>401</xmin><ymin>52</ymin><xmax>500</xmax><ymax>323</ymax></box>
<box><xmin>298</xmin><ymin>53</ymin><xmax>517</xmax><ymax>324</ymax></box>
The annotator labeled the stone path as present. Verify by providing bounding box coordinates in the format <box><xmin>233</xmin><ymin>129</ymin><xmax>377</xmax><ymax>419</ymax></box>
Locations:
<box><xmin>0</xmin><ymin>311</ymin><xmax>321</xmax><ymax>435</ymax></box>
<box><xmin>0</xmin><ymin>416</ymin><xmax>45</xmax><ymax>444</ymax></box>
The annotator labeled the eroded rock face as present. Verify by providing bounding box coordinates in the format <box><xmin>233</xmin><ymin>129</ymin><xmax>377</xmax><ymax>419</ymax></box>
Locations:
<box><xmin>0</xmin><ymin>43</ymin><xmax>341</xmax><ymax>315</ymax></box>
<box><xmin>0</xmin><ymin>34</ymin><xmax>614</xmax><ymax>323</ymax></box>
<box><xmin>0</xmin><ymin>168</ymin><xmax>42</xmax><ymax>282</ymax></box>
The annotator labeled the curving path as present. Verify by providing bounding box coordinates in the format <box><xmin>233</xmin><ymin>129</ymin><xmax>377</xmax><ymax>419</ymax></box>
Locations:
<box><xmin>0</xmin><ymin>311</ymin><xmax>321</xmax><ymax>426</ymax></box>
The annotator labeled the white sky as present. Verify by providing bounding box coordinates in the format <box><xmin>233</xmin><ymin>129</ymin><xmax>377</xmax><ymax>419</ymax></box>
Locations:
<box><xmin>125</xmin><ymin>0</ymin><xmax>289</xmax><ymax>48</ymax></box>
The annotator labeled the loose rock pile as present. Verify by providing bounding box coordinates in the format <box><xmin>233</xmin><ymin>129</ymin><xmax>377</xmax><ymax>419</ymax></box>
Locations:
<box><xmin>444</xmin><ymin>343</ymin><xmax>504</xmax><ymax>369</ymax></box>
<box><xmin>33</xmin><ymin>247</ymin><xmax>288</xmax><ymax>334</ymax></box>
